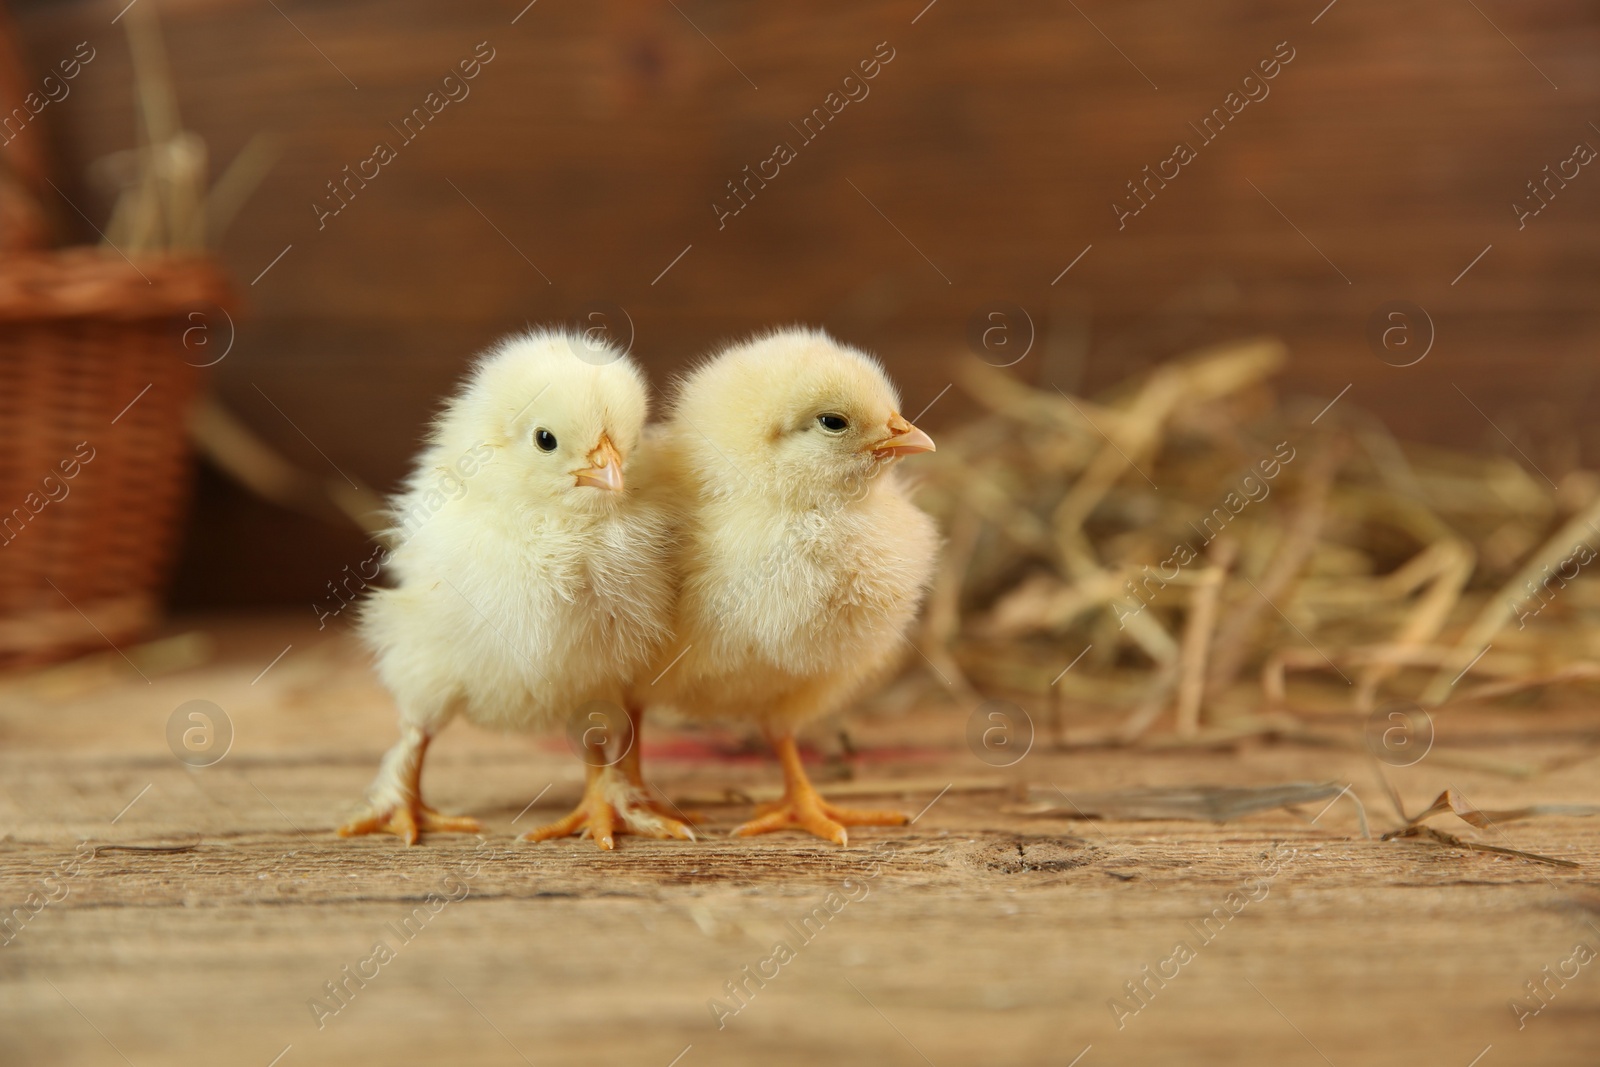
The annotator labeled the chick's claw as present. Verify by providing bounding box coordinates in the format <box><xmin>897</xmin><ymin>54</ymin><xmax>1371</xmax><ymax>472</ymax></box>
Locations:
<box><xmin>524</xmin><ymin>802</ymin><xmax>614</xmax><ymax>850</ymax></box>
<box><xmin>618</xmin><ymin>748</ymin><xmax>701</xmax><ymax>826</ymax></box>
<box><xmin>735</xmin><ymin>793</ymin><xmax>908</xmax><ymax>847</ymax></box>
<box><xmin>735</xmin><ymin>733</ymin><xmax>908</xmax><ymax>845</ymax></box>
<box><xmin>638</xmin><ymin>794</ymin><xmax>702</xmax><ymax>827</ymax></box>
<box><xmin>337</xmin><ymin>803</ymin><xmax>481</xmax><ymax>846</ymax></box>
<box><xmin>522</xmin><ymin>767</ymin><xmax>695</xmax><ymax>850</ymax></box>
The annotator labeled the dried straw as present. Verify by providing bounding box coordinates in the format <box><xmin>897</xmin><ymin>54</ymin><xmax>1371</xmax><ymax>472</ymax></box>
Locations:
<box><xmin>915</xmin><ymin>336</ymin><xmax>1600</xmax><ymax>743</ymax></box>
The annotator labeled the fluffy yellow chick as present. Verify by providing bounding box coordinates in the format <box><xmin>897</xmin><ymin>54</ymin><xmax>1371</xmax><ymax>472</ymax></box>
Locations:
<box><xmin>338</xmin><ymin>330</ymin><xmax>691</xmax><ymax>849</ymax></box>
<box><xmin>632</xmin><ymin>328</ymin><xmax>939</xmax><ymax>845</ymax></box>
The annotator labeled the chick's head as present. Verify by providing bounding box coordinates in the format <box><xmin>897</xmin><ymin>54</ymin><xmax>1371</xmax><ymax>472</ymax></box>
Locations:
<box><xmin>437</xmin><ymin>330</ymin><xmax>649</xmax><ymax>511</ymax></box>
<box><xmin>673</xmin><ymin>327</ymin><xmax>934</xmax><ymax>504</ymax></box>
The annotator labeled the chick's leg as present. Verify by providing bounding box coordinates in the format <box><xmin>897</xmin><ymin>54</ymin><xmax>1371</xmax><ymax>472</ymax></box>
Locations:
<box><xmin>733</xmin><ymin>733</ymin><xmax>908</xmax><ymax>846</ymax></box>
<box><xmin>338</xmin><ymin>723</ymin><xmax>481</xmax><ymax>845</ymax></box>
<box><xmin>617</xmin><ymin>703</ymin><xmax>700</xmax><ymax>826</ymax></box>
<box><xmin>523</xmin><ymin>730</ymin><xmax>695</xmax><ymax>850</ymax></box>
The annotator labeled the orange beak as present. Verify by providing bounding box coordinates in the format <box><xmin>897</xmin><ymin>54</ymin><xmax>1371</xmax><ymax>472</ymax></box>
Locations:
<box><xmin>869</xmin><ymin>413</ymin><xmax>936</xmax><ymax>459</ymax></box>
<box><xmin>572</xmin><ymin>433</ymin><xmax>624</xmax><ymax>491</ymax></box>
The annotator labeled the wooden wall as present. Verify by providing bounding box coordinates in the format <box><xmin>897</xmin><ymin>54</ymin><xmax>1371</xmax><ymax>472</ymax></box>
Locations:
<box><xmin>8</xmin><ymin>0</ymin><xmax>1600</xmax><ymax>606</ymax></box>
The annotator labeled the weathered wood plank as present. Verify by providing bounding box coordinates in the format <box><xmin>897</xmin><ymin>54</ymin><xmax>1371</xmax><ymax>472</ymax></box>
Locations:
<box><xmin>8</xmin><ymin>1</ymin><xmax>1600</xmax><ymax>604</ymax></box>
<box><xmin>3</xmin><ymin>616</ymin><xmax>1600</xmax><ymax>1064</ymax></box>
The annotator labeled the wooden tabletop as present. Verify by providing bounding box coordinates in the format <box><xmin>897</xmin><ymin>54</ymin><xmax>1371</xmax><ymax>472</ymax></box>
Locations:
<box><xmin>2</xmin><ymin>615</ymin><xmax>1597</xmax><ymax>1066</ymax></box>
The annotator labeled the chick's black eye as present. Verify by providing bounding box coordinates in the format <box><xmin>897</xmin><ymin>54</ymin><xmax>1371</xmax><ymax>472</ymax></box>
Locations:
<box><xmin>817</xmin><ymin>413</ymin><xmax>849</xmax><ymax>433</ymax></box>
<box><xmin>535</xmin><ymin>428</ymin><xmax>558</xmax><ymax>452</ymax></box>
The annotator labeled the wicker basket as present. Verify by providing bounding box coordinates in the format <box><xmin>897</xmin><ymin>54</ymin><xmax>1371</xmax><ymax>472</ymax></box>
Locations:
<box><xmin>0</xmin><ymin>249</ymin><xmax>232</xmax><ymax>666</ymax></box>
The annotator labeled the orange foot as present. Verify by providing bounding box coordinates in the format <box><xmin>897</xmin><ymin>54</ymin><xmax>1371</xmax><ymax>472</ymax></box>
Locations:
<box><xmin>522</xmin><ymin>765</ymin><xmax>695</xmax><ymax>850</ymax></box>
<box><xmin>733</xmin><ymin>793</ymin><xmax>907</xmax><ymax>846</ymax></box>
<box><xmin>620</xmin><ymin>755</ymin><xmax>701</xmax><ymax>827</ymax></box>
<box><xmin>338</xmin><ymin>801</ymin><xmax>481</xmax><ymax>846</ymax></box>
<box><xmin>732</xmin><ymin>734</ymin><xmax>908</xmax><ymax>846</ymax></box>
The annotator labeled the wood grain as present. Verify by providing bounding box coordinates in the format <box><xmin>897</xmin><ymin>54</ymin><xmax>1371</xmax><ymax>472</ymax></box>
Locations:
<box><xmin>2</xmin><ymin>615</ymin><xmax>1599</xmax><ymax>1065</ymax></box>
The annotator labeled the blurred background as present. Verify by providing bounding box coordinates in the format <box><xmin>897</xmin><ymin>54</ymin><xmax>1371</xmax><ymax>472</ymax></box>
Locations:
<box><xmin>7</xmin><ymin>7</ymin><xmax>1600</xmax><ymax>1065</ymax></box>
<box><xmin>6</xmin><ymin>0</ymin><xmax>1598</xmax><ymax>617</ymax></box>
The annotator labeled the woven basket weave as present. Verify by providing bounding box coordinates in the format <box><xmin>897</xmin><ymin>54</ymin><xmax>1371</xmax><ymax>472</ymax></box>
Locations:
<box><xmin>0</xmin><ymin>249</ymin><xmax>231</xmax><ymax>666</ymax></box>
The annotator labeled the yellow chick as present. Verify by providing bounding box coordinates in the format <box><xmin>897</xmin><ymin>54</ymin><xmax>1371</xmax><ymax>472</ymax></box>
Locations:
<box><xmin>338</xmin><ymin>330</ymin><xmax>691</xmax><ymax>849</ymax></box>
<box><xmin>632</xmin><ymin>328</ymin><xmax>939</xmax><ymax>845</ymax></box>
